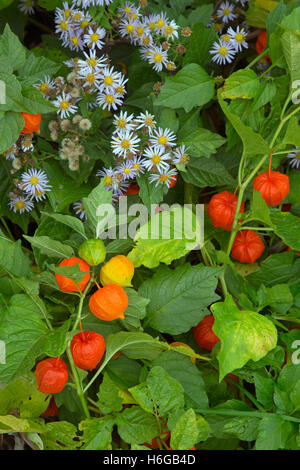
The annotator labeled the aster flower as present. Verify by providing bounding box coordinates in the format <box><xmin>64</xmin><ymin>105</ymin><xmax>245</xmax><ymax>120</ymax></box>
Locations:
<box><xmin>155</xmin><ymin>12</ymin><xmax>169</xmax><ymax>32</ymax></box>
<box><xmin>97</xmin><ymin>167</ymin><xmax>119</xmax><ymax>191</ymax></box>
<box><xmin>78</xmin><ymin>66</ymin><xmax>102</xmax><ymax>89</ymax></box>
<box><xmin>146</xmin><ymin>45</ymin><xmax>169</xmax><ymax>72</ymax></box>
<box><xmin>113</xmin><ymin>111</ymin><xmax>135</xmax><ymax>134</ymax></box>
<box><xmin>77</xmin><ymin>51</ymin><xmax>107</xmax><ymax>73</ymax></box>
<box><xmin>97</xmin><ymin>66</ymin><xmax>122</xmax><ymax>93</ymax></box>
<box><xmin>114</xmin><ymin>75</ymin><xmax>128</xmax><ymax>97</ymax></box>
<box><xmin>111</xmin><ymin>130</ymin><xmax>141</xmax><ymax>158</ymax></box>
<box><xmin>34</xmin><ymin>76</ymin><xmax>56</xmax><ymax>96</ymax></box>
<box><xmin>3</xmin><ymin>143</ymin><xmax>17</xmax><ymax>161</ymax></box>
<box><xmin>163</xmin><ymin>20</ymin><xmax>179</xmax><ymax>40</ymax></box>
<box><xmin>149</xmin><ymin>165</ymin><xmax>177</xmax><ymax>187</ymax></box>
<box><xmin>287</xmin><ymin>148</ymin><xmax>300</xmax><ymax>169</ymax></box>
<box><xmin>227</xmin><ymin>26</ymin><xmax>248</xmax><ymax>52</ymax></box>
<box><xmin>119</xmin><ymin>19</ymin><xmax>138</xmax><ymax>38</ymax></box>
<box><xmin>20</xmin><ymin>169</ymin><xmax>52</xmax><ymax>200</ymax></box>
<box><xmin>73</xmin><ymin>200</ymin><xmax>87</xmax><ymax>220</ymax></box>
<box><xmin>143</xmin><ymin>146</ymin><xmax>171</xmax><ymax>172</ymax></box>
<box><xmin>96</xmin><ymin>91</ymin><xmax>123</xmax><ymax>111</ymax></box>
<box><xmin>135</xmin><ymin>111</ymin><xmax>156</xmax><ymax>134</ymax></box>
<box><xmin>116</xmin><ymin>161</ymin><xmax>136</xmax><ymax>180</ymax></box>
<box><xmin>19</xmin><ymin>0</ymin><xmax>35</xmax><ymax>15</ymax></box>
<box><xmin>210</xmin><ymin>39</ymin><xmax>236</xmax><ymax>65</ymax></box>
<box><xmin>149</xmin><ymin>127</ymin><xmax>177</xmax><ymax>150</ymax></box>
<box><xmin>131</xmin><ymin>156</ymin><xmax>147</xmax><ymax>176</ymax></box>
<box><xmin>53</xmin><ymin>91</ymin><xmax>78</xmax><ymax>118</ymax></box>
<box><xmin>173</xmin><ymin>145</ymin><xmax>190</xmax><ymax>165</ymax></box>
<box><xmin>217</xmin><ymin>1</ymin><xmax>237</xmax><ymax>24</ymax></box>
<box><xmin>8</xmin><ymin>195</ymin><xmax>34</xmax><ymax>214</ymax></box>
<box><xmin>83</xmin><ymin>26</ymin><xmax>106</xmax><ymax>50</ymax></box>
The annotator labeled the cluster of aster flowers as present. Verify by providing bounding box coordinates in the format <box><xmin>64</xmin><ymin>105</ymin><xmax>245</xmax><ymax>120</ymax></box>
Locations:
<box><xmin>8</xmin><ymin>168</ymin><xmax>51</xmax><ymax>215</ymax></box>
<box><xmin>209</xmin><ymin>0</ymin><xmax>249</xmax><ymax>66</ymax></box>
<box><xmin>118</xmin><ymin>2</ymin><xmax>180</xmax><ymax>72</ymax></box>
<box><xmin>96</xmin><ymin>110</ymin><xmax>190</xmax><ymax>201</ymax></box>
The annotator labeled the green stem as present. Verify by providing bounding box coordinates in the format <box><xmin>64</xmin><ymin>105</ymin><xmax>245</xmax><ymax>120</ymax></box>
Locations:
<box><xmin>226</xmin><ymin>377</ymin><xmax>265</xmax><ymax>412</ymax></box>
<box><xmin>72</xmin><ymin>277</ymin><xmax>93</xmax><ymax>332</ymax></box>
<box><xmin>240</xmin><ymin>226</ymin><xmax>274</xmax><ymax>231</ymax></box>
<box><xmin>195</xmin><ymin>408</ymin><xmax>300</xmax><ymax>424</ymax></box>
<box><xmin>0</xmin><ymin>217</ymin><xmax>14</xmax><ymax>241</ymax></box>
<box><xmin>245</xmin><ymin>48</ymin><xmax>270</xmax><ymax>69</ymax></box>
<box><xmin>67</xmin><ymin>345</ymin><xmax>90</xmax><ymax>418</ymax></box>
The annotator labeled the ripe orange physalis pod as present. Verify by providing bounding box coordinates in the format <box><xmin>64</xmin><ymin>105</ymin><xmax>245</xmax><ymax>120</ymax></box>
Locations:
<box><xmin>193</xmin><ymin>315</ymin><xmax>220</xmax><ymax>351</ymax></box>
<box><xmin>89</xmin><ymin>284</ymin><xmax>128</xmax><ymax>321</ymax></box>
<box><xmin>168</xmin><ymin>172</ymin><xmax>177</xmax><ymax>189</ymax></box>
<box><xmin>253</xmin><ymin>171</ymin><xmax>289</xmax><ymax>206</ymax></box>
<box><xmin>100</xmin><ymin>255</ymin><xmax>134</xmax><ymax>287</ymax></box>
<box><xmin>231</xmin><ymin>229</ymin><xmax>265</xmax><ymax>264</ymax></box>
<box><xmin>41</xmin><ymin>396</ymin><xmax>59</xmax><ymax>417</ymax></box>
<box><xmin>70</xmin><ymin>331</ymin><xmax>106</xmax><ymax>370</ymax></box>
<box><xmin>55</xmin><ymin>256</ymin><xmax>90</xmax><ymax>293</ymax></box>
<box><xmin>124</xmin><ymin>184</ymin><xmax>140</xmax><ymax>196</ymax></box>
<box><xmin>36</xmin><ymin>357</ymin><xmax>68</xmax><ymax>394</ymax></box>
<box><xmin>21</xmin><ymin>112</ymin><xmax>42</xmax><ymax>134</ymax></box>
<box><xmin>256</xmin><ymin>30</ymin><xmax>267</xmax><ymax>55</ymax></box>
<box><xmin>207</xmin><ymin>191</ymin><xmax>245</xmax><ymax>231</ymax></box>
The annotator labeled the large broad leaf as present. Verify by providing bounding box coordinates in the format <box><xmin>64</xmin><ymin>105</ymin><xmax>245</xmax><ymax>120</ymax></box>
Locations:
<box><xmin>97</xmin><ymin>373</ymin><xmax>123</xmax><ymax>415</ymax></box>
<box><xmin>170</xmin><ymin>409</ymin><xmax>209</xmax><ymax>450</ymax></box>
<box><xmin>79</xmin><ymin>416</ymin><xmax>114</xmax><ymax>450</ymax></box>
<box><xmin>115</xmin><ymin>406</ymin><xmax>159</xmax><ymax>445</ymax></box>
<box><xmin>41</xmin><ymin>421</ymin><xmax>79</xmax><ymax>450</ymax></box>
<box><xmin>250</xmin><ymin>190</ymin><xmax>272</xmax><ymax>225</ymax></box>
<box><xmin>179</xmin><ymin>128</ymin><xmax>226</xmax><ymax>159</ymax></box>
<box><xmin>139</xmin><ymin>264</ymin><xmax>221</xmax><ymax>335</ymax></box>
<box><xmin>0</xmin><ymin>24</ymin><xmax>26</xmax><ymax>70</ymax></box>
<box><xmin>41</xmin><ymin>211</ymin><xmax>87</xmax><ymax>239</ymax></box>
<box><xmin>137</xmin><ymin>173</ymin><xmax>167</xmax><ymax>212</ymax></box>
<box><xmin>221</xmin><ymin>69</ymin><xmax>262</xmax><ymax>100</ymax></box>
<box><xmin>181</xmin><ymin>156</ymin><xmax>235</xmax><ymax>188</ymax></box>
<box><xmin>183</xmin><ymin>23</ymin><xmax>217</xmax><ymax>67</ymax></box>
<box><xmin>0</xmin><ymin>111</ymin><xmax>25</xmax><ymax>154</ymax></box>
<box><xmin>256</xmin><ymin>415</ymin><xmax>295</xmax><ymax>450</ymax></box>
<box><xmin>155</xmin><ymin>63</ymin><xmax>215</xmax><ymax>113</ymax></box>
<box><xmin>247</xmin><ymin>252</ymin><xmax>300</xmax><ymax>288</ymax></box>
<box><xmin>151</xmin><ymin>351</ymin><xmax>209</xmax><ymax>409</ymax></box>
<box><xmin>0</xmin><ymin>230</ymin><xmax>31</xmax><ymax>277</ymax></box>
<box><xmin>129</xmin><ymin>366</ymin><xmax>184</xmax><ymax>417</ymax></box>
<box><xmin>0</xmin><ymin>294</ymin><xmax>49</xmax><ymax>384</ymax></box>
<box><xmin>128</xmin><ymin>205</ymin><xmax>202</xmax><ymax>269</ymax></box>
<box><xmin>211</xmin><ymin>296</ymin><xmax>278</xmax><ymax>381</ymax></box>
<box><xmin>270</xmin><ymin>210</ymin><xmax>300</xmax><ymax>251</ymax></box>
<box><xmin>104</xmin><ymin>332</ymin><xmax>165</xmax><ymax>365</ymax></box>
<box><xmin>82</xmin><ymin>180</ymin><xmax>113</xmax><ymax>238</ymax></box>
<box><xmin>281</xmin><ymin>31</ymin><xmax>300</xmax><ymax>84</ymax></box>
<box><xmin>18</xmin><ymin>54</ymin><xmax>60</xmax><ymax>86</ymax></box>
<box><xmin>21</xmin><ymin>87</ymin><xmax>56</xmax><ymax>114</ymax></box>
<box><xmin>23</xmin><ymin>235</ymin><xmax>74</xmax><ymax>259</ymax></box>
<box><xmin>0</xmin><ymin>72</ymin><xmax>24</xmax><ymax>112</ymax></box>
<box><xmin>0</xmin><ymin>415</ymin><xmax>46</xmax><ymax>433</ymax></box>
<box><xmin>218</xmin><ymin>93</ymin><xmax>270</xmax><ymax>158</ymax></box>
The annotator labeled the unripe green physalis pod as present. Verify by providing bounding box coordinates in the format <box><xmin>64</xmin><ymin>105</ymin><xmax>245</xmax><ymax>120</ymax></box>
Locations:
<box><xmin>78</xmin><ymin>239</ymin><xmax>106</xmax><ymax>266</ymax></box>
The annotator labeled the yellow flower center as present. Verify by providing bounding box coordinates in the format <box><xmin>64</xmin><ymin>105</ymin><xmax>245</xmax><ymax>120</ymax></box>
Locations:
<box><xmin>165</xmin><ymin>25</ymin><xmax>173</xmax><ymax>35</ymax></box>
<box><xmin>222</xmin><ymin>34</ymin><xmax>230</xmax><ymax>42</ymax></box>
<box><xmin>60</xmin><ymin>100</ymin><xmax>69</xmax><ymax>109</ymax></box>
<box><xmin>64</xmin><ymin>9</ymin><xmax>70</xmax><ymax>19</ymax></box>
<box><xmin>133</xmin><ymin>163</ymin><xmax>140</xmax><ymax>170</ymax></box>
<box><xmin>71</xmin><ymin>37</ymin><xmax>79</xmax><ymax>45</ymax></box>
<box><xmin>136</xmin><ymin>27</ymin><xmax>144</xmax><ymax>36</ymax></box>
<box><xmin>74</xmin><ymin>12</ymin><xmax>82</xmax><ymax>20</ymax></box>
<box><xmin>126</xmin><ymin>24</ymin><xmax>134</xmax><ymax>33</ymax></box>
<box><xmin>124</xmin><ymin>6</ymin><xmax>131</xmax><ymax>13</ymax></box>
<box><xmin>81</xmin><ymin>20</ymin><xmax>89</xmax><ymax>29</ymax></box>
<box><xmin>87</xmin><ymin>73</ymin><xmax>95</xmax><ymax>83</ymax></box>
<box><xmin>159</xmin><ymin>174</ymin><xmax>168</xmax><ymax>182</ymax></box>
<box><xmin>104</xmin><ymin>76</ymin><xmax>113</xmax><ymax>85</ymax></box>
<box><xmin>90</xmin><ymin>33</ymin><xmax>99</xmax><ymax>42</ymax></box>
<box><xmin>145</xmin><ymin>117</ymin><xmax>153</xmax><ymax>126</ymax></box>
<box><xmin>15</xmin><ymin>201</ymin><xmax>25</xmax><ymax>210</ymax></box>
<box><xmin>106</xmin><ymin>95</ymin><xmax>114</xmax><ymax>103</ymax></box>
<box><xmin>149</xmin><ymin>22</ymin><xmax>156</xmax><ymax>31</ymax></box>
<box><xmin>181</xmin><ymin>155</ymin><xmax>188</xmax><ymax>163</ymax></box>
<box><xmin>60</xmin><ymin>20</ymin><xmax>68</xmax><ymax>31</ymax></box>
<box><xmin>118</xmin><ymin>119</ymin><xmax>126</xmax><ymax>128</ymax></box>
<box><xmin>157</xmin><ymin>19</ymin><xmax>164</xmax><ymax>28</ymax></box>
<box><xmin>223</xmin><ymin>8</ymin><xmax>230</xmax><ymax>15</ymax></box>
<box><xmin>152</xmin><ymin>155</ymin><xmax>161</xmax><ymax>165</ymax></box>
<box><xmin>154</xmin><ymin>53</ymin><xmax>163</xmax><ymax>63</ymax></box>
<box><xmin>121</xmin><ymin>139</ymin><xmax>130</xmax><ymax>149</ymax></box>
<box><xmin>167</xmin><ymin>62</ymin><xmax>175</xmax><ymax>70</ymax></box>
<box><xmin>30</xmin><ymin>176</ymin><xmax>39</xmax><ymax>185</ymax></box>
<box><xmin>88</xmin><ymin>58</ymin><xmax>97</xmax><ymax>67</ymax></box>
<box><xmin>296</xmin><ymin>153</ymin><xmax>300</xmax><ymax>160</ymax></box>
<box><xmin>219</xmin><ymin>46</ymin><xmax>228</xmax><ymax>56</ymax></box>
<box><xmin>40</xmin><ymin>83</ymin><xmax>48</xmax><ymax>92</ymax></box>
<box><xmin>143</xmin><ymin>36</ymin><xmax>150</xmax><ymax>45</ymax></box>
<box><xmin>130</xmin><ymin>12</ymin><xmax>138</xmax><ymax>20</ymax></box>
<box><xmin>116</xmin><ymin>86</ymin><xmax>124</xmax><ymax>94</ymax></box>
<box><xmin>104</xmin><ymin>176</ymin><xmax>113</xmax><ymax>185</ymax></box>
<box><xmin>158</xmin><ymin>136</ymin><xmax>167</xmax><ymax>145</ymax></box>
<box><xmin>124</xmin><ymin>168</ymin><xmax>131</xmax><ymax>174</ymax></box>
<box><xmin>215</xmin><ymin>23</ymin><xmax>222</xmax><ymax>31</ymax></box>
<box><xmin>235</xmin><ymin>33</ymin><xmax>244</xmax><ymax>43</ymax></box>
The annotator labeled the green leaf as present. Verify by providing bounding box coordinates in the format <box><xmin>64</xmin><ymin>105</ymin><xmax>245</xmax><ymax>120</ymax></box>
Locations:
<box><xmin>23</xmin><ymin>235</ymin><xmax>74</xmax><ymax>259</ymax></box>
<box><xmin>151</xmin><ymin>351</ymin><xmax>209</xmax><ymax>410</ymax></box>
<box><xmin>129</xmin><ymin>366</ymin><xmax>185</xmax><ymax>417</ymax></box>
<box><xmin>97</xmin><ymin>373</ymin><xmax>123</xmax><ymax>414</ymax></box>
<box><xmin>49</xmin><ymin>263</ymin><xmax>88</xmax><ymax>283</ymax></box>
<box><xmin>170</xmin><ymin>409</ymin><xmax>209</xmax><ymax>449</ymax></box>
<box><xmin>79</xmin><ymin>416</ymin><xmax>114</xmax><ymax>450</ymax></box>
<box><xmin>137</xmin><ymin>173</ymin><xmax>167</xmax><ymax>212</ymax></box>
<box><xmin>128</xmin><ymin>206</ymin><xmax>202</xmax><ymax>269</ymax></box>
<box><xmin>181</xmin><ymin>156</ymin><xmax>235</xmax><ymax>188</ymax></box>
<box><xmin>155</xmin><ymin>64</ymin><xmax>215</xmax><ymax>113</ymax></box>
<box><xmin>13</xmin><ymin>277</ymin><xmax>50</xmax><ymax>325</ymax></box>
<box><xmin>247</xmin><ymin>252</ymin><xmax>300</xmax><ymax>287</ymax></box>
<box><xmin>42</xmin><ymin>320</ymin><xmax>71</xmax><ymax>357</ymax></box>
<box><xmin>104</xmin><ymin>332</ymin><xmax>165</xmax><ymax>364</ymax></box>
<box><xmin>139</xmin><ymin>264</ymin><xmax>221</xmax><ymax>335</ymax></box>
<box><xmin>0</xmin><ymin>111</ymin><xmax>25</xmax><ymax>154</ymax></box>
<box><xmin>270</xmin><ymin>210</ymin><xmax>300</xmax><ymax>251</ymax></box>
<box><xmin>281</xmin><ymin>31</ymin><xmax>300</xmax><ymax>84</ymax></box>
<box><xmin>0</xmin><ymin>71</ymin><xmax>25</xmax><ymax>112</ymax></box>
<box><xmin>41</xmin><ymin>211</ymin><xmax>87</xmax><ymax>239</ymax></box>
<box><xmin>258</xmin><ymin>284</ymin><xmax>293</xmax><ymax>314</ymax></box>
<box><xmin>41</xmin><ymin>421</ymin><xmax>79</xmax><ymax>450</ymax></box>
<box><xmin>250</xmin><ymin>190</ymin><xmax>272</xmax><ymax>225</ymax></box>
<box><xmin>18</xmin><ymin>53</ymin><xmax>60</xmax><ymax>86</ymax></box>
<box><xmin>283</xmin><ymin>116</ymin><xmax>300</xmax><ymax>147</ymax></box>
<box><xmin>211</xmin><ymin>295</ymin><xmax>278</xmax><ymax>380</ymax></box>
<box><xmin>0</xmin><ymin>230</ymin><xmax>31</xmax><ymax>277</ymax></box>
<box><xmin>0</xmin><ymin>24</ymin><xmax>26</xmax><ymax>70</ymax></box>
<box><xmin>221</xmin><ymin>70</ymin><xmax>262</xmax><ymax>100</ymax></box>
<box><xmin>256</xmin><ymin>415</ymin><xmax>295</xmax><ymax>450</ymax></box>
<box><xmin>0</xmin><ymin>372</ymin><xmax>49</xmax><ymax>417</ymax></box>
<box><xmin>122</xmin><ymin>288</ymin><xmax>149</xmax><ymax>331</ymax></box>
<box><xmin>21</xmin><ymin>87</ymin><xmax>56</xmax><ymax>114</ymax></box>
<box><xmin>115</xmin><ymin>406</ymin><xmax>159</xmax><ymax>445</ymax></box>
<box><xmin>0</xmin><ymin>294</ymin><xmax>49</xmax><ymax>383</ymax></box>
<box><xmin>183</xmin><ymin>24</ymin><xmax>217</xmax><ymax>67</ymax></box>
<box><xmin>82</xmin><ymin>180</ymin><xmax>113</xmax><ymax>238</ymax></box>
<box><xmin>218</xmin><ymin>93</ymin><xmax>270</xmax><ymax>158</ymax></box>
<box><xmin>179</xmin><ymin>128</ymin><xmax>226</xmax><ymax>159</ymax></box>
<box><xmin>0</xmin><ymin>415</ymin><xmax>46</xmax><ymax>433</ymax></box>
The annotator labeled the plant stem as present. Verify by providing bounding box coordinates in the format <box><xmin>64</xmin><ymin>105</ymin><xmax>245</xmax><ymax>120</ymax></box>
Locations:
<box><xmin>226</xmin><ymin>377</ymin><xmax>265</xmax><ymax>412</ymax></box>
<box><xmin>245</xmin><ymin>48</ymin><xmax>270</xmax><ymax>69</ymax></box>
<box><xmin>195</xmin><ymin>408</ymin><xmax>300</xmax><ymax>424</ymax></box>
<box><xmin>66</xmin><ymin>345</ymin><xmax>90</xmax><ymax>418</ymax></box>
<box><xmin>0</xmin><ymin>217</ymin><xmax>14</xmax><ymax>241</ymax></box>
